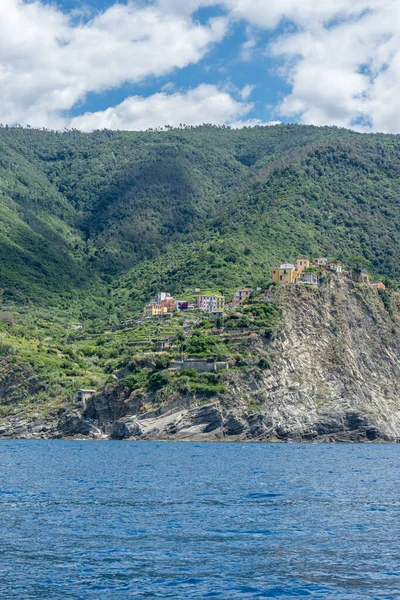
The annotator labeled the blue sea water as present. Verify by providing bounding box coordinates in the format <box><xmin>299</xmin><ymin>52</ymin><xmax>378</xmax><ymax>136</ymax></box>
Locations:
<box><xmin>0</xmin><ymin>442</ymin><xmax>399</xmax><ymax>599</ymax></box>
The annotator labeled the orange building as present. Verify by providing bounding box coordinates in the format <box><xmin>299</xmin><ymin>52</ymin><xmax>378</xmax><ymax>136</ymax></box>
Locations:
<box><xmin>160</xmin><ymin>298</ymin><xmax>177</xmax><ymax>312</ymax></box>
<box><xmin>233</xmin><ymin>288</ymin><xmax>253</xmax><ymax>304</ymax></box>
<box><xmin>272</xmin><ymin>257</ymin><xmax>312</xmax><ymax>284</ymax></box>
<box><xmin>296</xmin><ymin>257</ymin><xmax>310</xmax><ymax>274</ymax></box>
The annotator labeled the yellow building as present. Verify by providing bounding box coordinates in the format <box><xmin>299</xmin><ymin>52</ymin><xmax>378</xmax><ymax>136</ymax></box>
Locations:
<box><xmin>272</xmin><ymin>263</ymin><xmax>300</xmax><ymax>284</ymax></box>
<box><xmin>143</xmin><ymin>303</ymin><xmax>168</xmax><ymax>318</ymax></box>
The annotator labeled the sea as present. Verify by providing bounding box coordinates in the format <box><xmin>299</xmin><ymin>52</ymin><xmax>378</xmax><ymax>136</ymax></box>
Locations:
<box><xmin>0</xmin><ymin>441</ymin><xmax>399</xmax><ymax>599</ymax></box>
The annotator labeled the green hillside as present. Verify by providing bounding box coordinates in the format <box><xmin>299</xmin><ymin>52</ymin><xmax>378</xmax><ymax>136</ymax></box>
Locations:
<box><xmin>1</xmin><ymin>124</ymin><xmax>400</xmax><ymax>314</ymax></box>
<box><xmin>2</xmin><ymin>123</ymin><xmax>400</xmax><ymax>418</ymax></box>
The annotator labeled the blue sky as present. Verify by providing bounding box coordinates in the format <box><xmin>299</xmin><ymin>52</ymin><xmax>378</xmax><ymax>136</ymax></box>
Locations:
<box><xmin>1</xmin><ymin>1</ymin><xmax>399</xmax><ymax>132</ymax></box>
<box><xmin>67</xmin><ymin>11</ymin><xmax>289</xmax><ymax>124</ymax></box>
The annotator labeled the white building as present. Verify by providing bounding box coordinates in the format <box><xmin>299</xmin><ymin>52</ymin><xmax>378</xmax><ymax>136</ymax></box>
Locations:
<box><xmin>328</xmin><ymin>262</ymin><xmax>343</xmax><ymax>273</ymax></box>
<box><xmin>196</xmin><ymin>295</ymin><xmax>225</xmax><ymax>313</ymax></box>
<box><xmin>299</xmin><ymin>272</ymin><xmax>319</xmax><ymax>285</ymax></box>
<box><xmin>156</xmin><ymin>292</ymin><xmax>172</xmax><ymax>302</ymax></box>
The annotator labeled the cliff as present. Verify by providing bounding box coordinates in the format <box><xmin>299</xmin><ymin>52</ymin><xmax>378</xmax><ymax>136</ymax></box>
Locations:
<box><xmin>2</xmin><ymin>273</ymin><xmax>399</xmax><ymax>442</ymax></box>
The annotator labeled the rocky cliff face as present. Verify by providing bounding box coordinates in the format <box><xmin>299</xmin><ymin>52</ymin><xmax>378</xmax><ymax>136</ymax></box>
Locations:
<box><xmin>77</xmin><ymin>274</ymin><xmax>400</xmax><ymax>442</ymax></box>
<box><xmin>2</xmin><ymin>274</ymin><xmax>400</xmax><ymax>441</ymax></box>
<box><xmin>222</xmin><ymin>274</ymin><xmax>400</xmax><ymax>442</ymax></box>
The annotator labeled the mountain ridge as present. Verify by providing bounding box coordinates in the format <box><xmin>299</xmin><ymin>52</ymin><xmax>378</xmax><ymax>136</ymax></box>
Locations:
<box><xmin>2</xmin><ymin>124</ymin><xmax>400</xmax><ymax>308</ymax></box>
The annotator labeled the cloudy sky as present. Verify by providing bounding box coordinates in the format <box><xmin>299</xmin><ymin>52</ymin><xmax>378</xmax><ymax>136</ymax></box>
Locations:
<box><xmin>1</xmin><ymin>0</ymin><xmax>399</xmax><ymax>132</ymax></box>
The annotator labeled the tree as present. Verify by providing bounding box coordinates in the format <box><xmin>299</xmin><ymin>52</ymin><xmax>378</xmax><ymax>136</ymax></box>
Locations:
<box><xmin>1</xmin><ymin>312</ymin><xmax>15</xmax><ymax>327</ymax></box>
<box><xmin>347</xmin><ymin>256</ymin><xmax>368</xmax><ymax>274</ymax></box>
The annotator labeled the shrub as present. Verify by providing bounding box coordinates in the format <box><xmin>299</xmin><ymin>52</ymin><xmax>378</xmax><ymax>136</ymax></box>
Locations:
<box><xmin>155</xmin><ymin>385</ymin><xmax>174</xmax><ymax>403</ymax></box>
<box><xmin>1</xmin><ymin>312</ymin><xmax>15</xmax><ymax>327</ymax></box>
<box><xmin>155</xmin><ymin>355</ymin><xmax>171</xmax><ymax>370</ymax></box>
<box><xmin>121</xmin><ymin>370</ymin><xmax>149</xmax><ymax>390</ymax></box>
<box><xmin>200</xmin><ymin>372</ymin><xmax>222</xmax><ymax>385</ymax></box>
<box><xmin>238</xmin><ymin>316</ymin><xmax>251</xmax><ymax>328</ymax></box>
<box><xmin>80</xmin><ymin>345</ymin><xmax>98</xmax><ymax>357</ymax></box>
<box><xmin>175</xmin><ymin>376</ymin><xmax>191</xmax><ymax>394</ymax></box>
<box><xmin>189</xmin><ymin>382</ymin><xmax>225</xmax><ymax>396</ymax></box>
<box><xmin>179</xmin><ymin>368</ymin><xmax>199</xmax><ymax>380</ymax></box>
<box><xmin>258</xmin><ymin>357</ymin><xmax>271</xmax><ymax>369</ymax></box>
<box><xmin>148</xmin><ymin>371</ymin><xmax>171</xmax><ymax>390</ymax></box>
<box><xmin>0</xmin><ymin>340</ymin><xmax>16</xmax><ymax>356</ymax></box>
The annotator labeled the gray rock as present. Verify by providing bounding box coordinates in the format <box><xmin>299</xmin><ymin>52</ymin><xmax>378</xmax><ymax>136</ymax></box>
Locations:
<box><xmin>223</xmin><ymin>413</ymin><xmax>246</xmax><ymax>436</ymax></box>
<box><xmin>188</xmin><ymin>403</ymin><xmax>222</xmax><ymax>432</ymax></box>
<box><xmin>57</xmin><ymin>411</ymin><xmax>92</xmax><ymax>436</ymax></box>
<box><xmin>315</xmin><ymin>419</ymin><xmax>344</xmax><ymax>436</ymax></box>
<box><xmin>366</xmin><ymin>428</ymin><xmax>378</xmax><ymax>441</ymax></box>
<box><xmin>110</xmin><ymin>418</ymin><xmax>143</xmax><ymax>440</ymax></box>
<box><xmin>345</xmin><ymin>411</ymin><xmax>369</xmax><ymax>430</ymax></box>
<box><xmin>247</xmin><ymin>413</ymin><xmax>273</xmax><ymax>437</ymax></box>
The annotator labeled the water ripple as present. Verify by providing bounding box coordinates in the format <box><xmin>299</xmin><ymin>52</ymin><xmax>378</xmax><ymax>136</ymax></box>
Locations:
<box><xmin>0</xmin><ymin>440</ymin><xmax>399</xmax><ymax>599</ymax></box>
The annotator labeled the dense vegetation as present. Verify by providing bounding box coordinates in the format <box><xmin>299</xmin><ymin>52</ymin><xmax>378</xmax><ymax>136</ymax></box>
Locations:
<box><xmin>1</xmin><ymin>123</ymin><xmax>400</xmax><ymax>415</ymax></box>
<box><xmin>2</xmin><ymin>124</ymin><xmax>400</xmax><ymax>307</ymax></box>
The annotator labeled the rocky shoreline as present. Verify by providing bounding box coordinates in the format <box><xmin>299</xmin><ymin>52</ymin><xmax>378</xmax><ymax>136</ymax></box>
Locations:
<box><xmin>0</xmin><ymin>400</ymin><xmax>395</xmax><ymax>442</ymax></box>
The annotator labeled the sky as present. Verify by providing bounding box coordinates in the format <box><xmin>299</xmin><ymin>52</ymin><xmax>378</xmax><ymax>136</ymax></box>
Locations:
<box><xmin>1</xmin><ymin>0</ymin><xmax>400</xmax><ymax>132</ymax></box>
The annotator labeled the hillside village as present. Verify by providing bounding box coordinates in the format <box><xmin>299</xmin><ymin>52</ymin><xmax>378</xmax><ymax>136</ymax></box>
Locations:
<box><xmin>64</xmin><ymin>255</ymin><xmax>400</xmax><ymax>444</ymax></box>
<box><xmin>0</xmin><ymin>247</ymin><xmax>394</xmax><ymax>441</ymax></box>
<box><xmin>76</xmin><ymin>257</ymin><xmax>342</xmax><ymax>404</ymax></box>
<box><xmin>20</xmin><ymin>256</ymin><xmax>386</xmax><ymax>406</ymax></box>
<box><xmin>141</xmin><ymin>256</ymin><xmax>346</xmax><ymax>320</ymax></box>
<box><xmin>107</xmin><ymin>254</ymin><xmax>388</xmax><ymax>336</ymax></box>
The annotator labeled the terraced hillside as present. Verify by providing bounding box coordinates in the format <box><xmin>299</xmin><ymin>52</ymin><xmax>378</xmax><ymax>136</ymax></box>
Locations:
<box><xmin>1</xmin><ymin>124</ymin><xmax>400</xmax><ymax>429</ymax></box>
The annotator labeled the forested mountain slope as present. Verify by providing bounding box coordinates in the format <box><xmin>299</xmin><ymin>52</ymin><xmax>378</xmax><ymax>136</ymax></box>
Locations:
<box><xmin>1</xmin><ymin>124</ymin><xmax>400</xmax><ymax>311</ymax></box>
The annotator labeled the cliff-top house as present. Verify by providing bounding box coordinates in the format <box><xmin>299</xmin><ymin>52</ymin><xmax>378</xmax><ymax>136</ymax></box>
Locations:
<box><xmin>327</xmin><ymin>260</ymin><xmax>343</xmax><ymax>273</ymax></box>
<box><xmin>272</xmin><ymin>257</ymin><xmax>310</xmax><ymax>284</ymax></box>
<box><xmin>370</xmin><ymin>282</ymin><xmax>386</xmax><ymax>290</ymax></box>
<box><xmin>272</xmin><ymin>263</ymin><xmax>298</xmax><ymax>283</ymax></box>
<box><xmin>75</xmin><ymin>389</ymin><xmax>95</xmax><ymax>405</ymax></box>
<box><xmin>314</xmin><ymin>257</ymin><xmax>328</xmax><ymax>266</ymax></box>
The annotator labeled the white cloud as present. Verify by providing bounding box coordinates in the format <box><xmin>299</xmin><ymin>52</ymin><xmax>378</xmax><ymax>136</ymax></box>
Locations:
<box><xmin>0</xmin><ymin>0</ymin><xmax>227</xmax><ymax>128</ymax></box>
<box><xmin>160</xmin><ymin>0</ymin><xmax>374</xmax><ymax>26</ymax></box>
<box><xmin>158</xmin><ymin>0</ymin><xmax>400</xmax><ymax>132</ymax></box>
<box><xmin>240</xmin><ymin>26</ymin><xmax>257</xmax><ymax>62</ymax></box>
<box><xmin>268</xmin><ymin>1</ymin><xmax>400</xmax><ymax>132</ymax></box>
<box><xmin>239</xmin><ymin>84</ymin><xmax>255</xmax><ymax>101</ymax></box>
<box><xmin>2</xmin><ymin>0</ymin><xmax>400</xmax><ymax>133</ymax></box>
<box><xmin>69</xmin><ymin>84</ymin><xmax>253</xmax><ymax>130</ymax></box>
<box><xmin>217</xmin><ymin>0</ymin><xmax>375</xmax><ymax>28</ymax></box>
